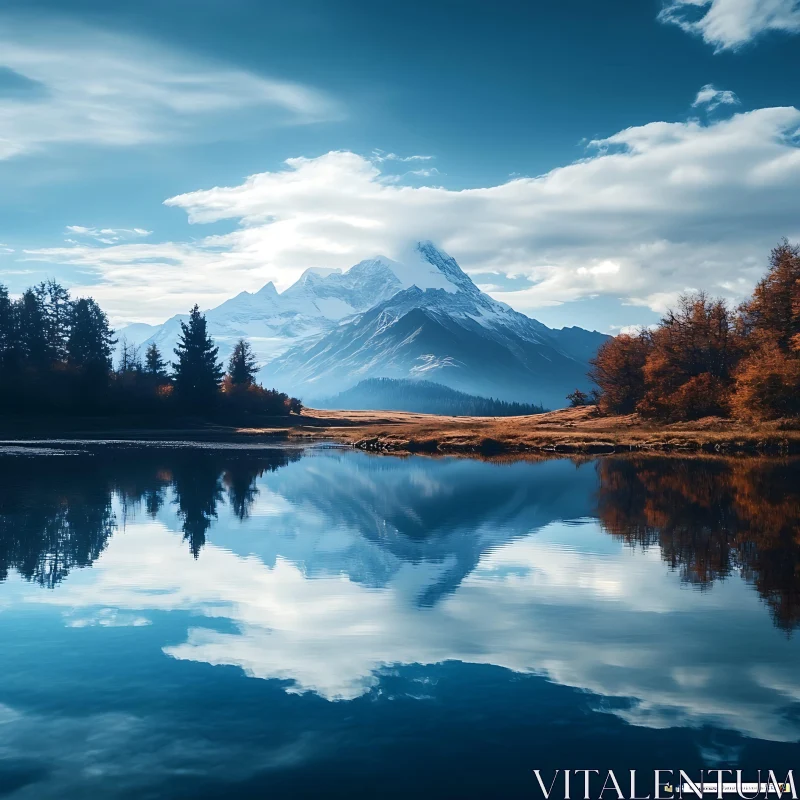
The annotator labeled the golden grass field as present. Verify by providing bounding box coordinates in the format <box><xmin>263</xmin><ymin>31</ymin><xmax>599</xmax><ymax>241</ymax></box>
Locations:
<box><xmin>3</xmin><ymin>406</ymin><xmax>799</xmax><ymax>456</ymax></box>
<box><xmin>250</xmin><ymin>405</ymin><xmax>800</xmax><ymax>456</ymax></box>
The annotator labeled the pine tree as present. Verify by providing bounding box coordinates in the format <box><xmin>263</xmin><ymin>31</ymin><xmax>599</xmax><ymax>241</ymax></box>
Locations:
<box><xmin>0</xmin><ymin>284</ymin><xmax>14</xmax><ymax>371</ymax></box>
<box><xmin>17</xmin><ymin>289</ymin><xmax>50</xmax><ymax>368</ymax></box>
<box><xmin>38</xmin><ymin>280</ymin><xmax>72</xmax><ymax>363</ymax></box>
<box><xmin>67</xmin><ymin>298</ymin><xmax>115</xmax><ymax>372</ymax></box>
<box><xmin>227</xmin><ymin>338</ymin><xmax>258</xmax><ymax>387</ymax></box>
<box><xmin>172</xmin><ymin>305</ymin><xmax>223</xmax><ymax>408</ymax></box>
<box><xmin>144</xmin><ymin>342</ymin><xmax>167</xmax><ymax>378</ymax></box>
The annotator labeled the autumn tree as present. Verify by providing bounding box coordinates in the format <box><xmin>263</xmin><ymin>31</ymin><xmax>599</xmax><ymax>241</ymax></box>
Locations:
<box><xmin>738</xmin><ymin>239</ymin><xmax>800</xmax><ymax>350</ymax></box>
<box><xmin>172</xmin><ymin>305</ymin><xmax>223</xmax><ymax>408</ymax></box>
<box><xmin>730</xmin><ymin>341</ymin><xmax>800</xmax><ymax>421</ymax></box>
<box><xmin>731</xmin><ymin>240</ymin><xmax>800</xmax><ymax>420</ymax></box>
<box><xmin>637</xmin><ymin>293</ymin><xmax>742</xmax><ymax>420</ymax></box>
<box><xmin>589</xmin><ymin>331</ymin><xmax>651</xmax><ymax>414</ymax></box>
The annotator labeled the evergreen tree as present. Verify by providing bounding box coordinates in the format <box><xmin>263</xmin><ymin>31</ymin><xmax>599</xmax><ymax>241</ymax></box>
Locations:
<box><xmin>0</xmin><ymin>283</ymin><xmax>16</xmax><ymax>372</ymax></box>
<box><xmin>227</xmin><ymin>338</ymin><xmax>258</xmax><ymax>387</ymax></box>
<box><xmin>67</xmin><ymin>298</ymin><xmax>115</xmax><ymax>372</ymax></box>
<box><xmin>17</xmin><ymin>289</ymin><xmax>50</xmax><ymax>368</ymax></box>
<box><xmin>144</xmin><ymin>342</ymin><xmax>168</xmax><ymax>378</ymax></box>
<box><xmin>172</xmin><ymin>305</ymin><xmax>223</xmax><ymax>407</ymax></box>
<box><xmin>38</xmin><ymin>280</ymin><xmax>72</xmax><ymax>362</ymax></box>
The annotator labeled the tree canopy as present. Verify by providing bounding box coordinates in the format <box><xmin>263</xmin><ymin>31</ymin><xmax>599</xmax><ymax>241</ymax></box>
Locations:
<box><xmin>590</xmin><ymin>239</ymin><xmax>800</xmax><ymax>422</ymax></box>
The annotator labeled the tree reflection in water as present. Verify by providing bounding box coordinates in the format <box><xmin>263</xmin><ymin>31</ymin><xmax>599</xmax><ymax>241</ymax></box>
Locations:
<box><xmin>0</xmin><ymin>447</ymin><xmax>299</xmax><ymax>582</ymax></box>
<box><xmin>0</xmin><ymin>457</ymin><xmax>115</xmax><ymax>588</ymax></box>
<box><xmin>596</xmin><ymin>457</ymin><xmax>800</xmax><ymax>631</ymax></box>
<box><xmin>1</xmin><ymin>448</ymin><xmax>798</xmax><ymax>634</ymax></box>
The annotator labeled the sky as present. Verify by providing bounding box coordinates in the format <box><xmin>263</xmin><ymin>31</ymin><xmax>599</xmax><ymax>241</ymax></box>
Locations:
<box><xmin>0</xmin><ymin>0</ymin><xmax>798</xmax><ymax>333</ymax></box>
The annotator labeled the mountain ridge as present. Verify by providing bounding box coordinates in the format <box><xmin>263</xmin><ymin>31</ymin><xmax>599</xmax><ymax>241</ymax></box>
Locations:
<box><xmin>263</xmin><ymin>242</ymin><xmax>609</xmax><ymax>408</ymax></box>
<box><xmin>118</xmin><ymin>241</ymin><xmax>609</xmax><ymax>409</ymax></box>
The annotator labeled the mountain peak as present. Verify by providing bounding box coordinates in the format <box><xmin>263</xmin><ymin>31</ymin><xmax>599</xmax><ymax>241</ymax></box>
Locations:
<box><xmin>412</xmin><ymin>241</ymin><xmax>477</xmax><ymax>294</ymax></box>
<box><xmin>345</xmin><ymin>256</ymin><xmax>398</xmax><ymax>279</ymax></box>
<box><xmin>305</xmin><ymin>266</ymin><xmax>341</xmax><ymax>282</ymax></box>
<box><xmin>256</xmin><ymin>281</ymin><xmax>279</xmax><ymax>298</ymax></box>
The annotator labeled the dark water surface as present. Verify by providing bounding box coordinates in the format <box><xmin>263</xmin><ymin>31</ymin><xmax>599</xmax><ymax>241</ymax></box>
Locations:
<box><xmin>0</xmin><ymin>444</ymin><xmax>798</xmax><ymax>798</ymax></box>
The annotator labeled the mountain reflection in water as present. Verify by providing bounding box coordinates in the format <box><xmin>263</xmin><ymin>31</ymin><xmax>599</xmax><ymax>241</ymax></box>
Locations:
<box><xmin>1</xmin><ymin>449</ymin><xmax>797</xmax><ymax>630</ymax></box>
<box><xmin>0</xmin><ymin>446</ymin><xmax>798</xmax><ymax>798</ymax></box>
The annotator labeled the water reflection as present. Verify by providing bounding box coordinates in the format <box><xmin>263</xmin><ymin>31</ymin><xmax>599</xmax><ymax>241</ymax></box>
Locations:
<box><xmin>2</xmin><ymin>450</ymin><xmax>797</xmax><ymax>629</ymax></box>
<box><xmin>596</xmin><ymin>457</ymin><xmax>800</xmax><ymax>631</ymax></box>
<box><xmin>0</xmin><ymin>447</ymin><xmax>799</xmax><ymax>797</ymax></box>
<box><xmin>0</xmin><ymin>457</ymin><xmax>116</xmax><ymax>588</ymax></box>
<box><xmin>0</xmin><ymin>447</ymin><xmax>300</xmax><ymax>580</ymax></box>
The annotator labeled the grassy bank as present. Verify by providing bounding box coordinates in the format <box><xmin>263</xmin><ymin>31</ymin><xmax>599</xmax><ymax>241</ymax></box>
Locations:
<box><xmin>283</xmin><ymin>406</ymin><xmax>800</xmax><ymax>456</ymax></box>
<box><xmin>2</xmin><ymin>407</ymin><xmax>799</xmax><ymax>456</ymax></box>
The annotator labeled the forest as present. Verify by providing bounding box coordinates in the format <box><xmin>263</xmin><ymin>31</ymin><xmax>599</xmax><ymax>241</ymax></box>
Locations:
<box><xmin>590</xmin><ymin>240</ymin><xmax>800</xmax><ymax>422</ymax></box>
<box><xmin>0</xmin><ymin>284</ymin><xmax>301</xmax><ymax>421</ymax></box>
<box><xmin>319</xmin><ymin>378</ymin><xmax>546</xmax><ymax>417</ymax></box>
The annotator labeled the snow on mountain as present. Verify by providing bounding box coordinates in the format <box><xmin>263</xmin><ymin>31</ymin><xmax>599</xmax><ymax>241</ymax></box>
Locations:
<box><xmin>115</xmin><ymin>256</ymin><xmax>401</xmax><ymax>368</ymax></box>
<box><xmin>117</xmin><ymin>241</ymin><xmax>608</xmax><ymax>409</ymax></box>
<box><xmin>263</xmin><ymin>242</ymin><xmax>609</xmax><ymax>409</ymax></box>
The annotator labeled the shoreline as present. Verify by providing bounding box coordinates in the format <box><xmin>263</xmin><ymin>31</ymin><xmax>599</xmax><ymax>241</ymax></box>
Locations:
<box><xmin>2</xmin><ymin>406</ymin><xmax>799</xmax><ymax>457</ymax></box>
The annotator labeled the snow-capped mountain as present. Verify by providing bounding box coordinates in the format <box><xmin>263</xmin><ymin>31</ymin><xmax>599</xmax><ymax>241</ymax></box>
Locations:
<box><xmin>263</xmin><ymin>242</ymin><xmax>609</xmax><ymax>408</ymax></box>
<box><xmin>118</xmin><ymin>241</ymin><xmax>608</xmax><ymax>409</ymax></box>
<box><xmin>116</xmin><ymin>257</ymin><xmax>402</xmax><ymax>366</ymax></box>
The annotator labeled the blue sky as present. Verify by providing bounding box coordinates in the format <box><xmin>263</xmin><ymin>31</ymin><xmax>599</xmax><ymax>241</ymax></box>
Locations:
<box><xmin>0</xmin><ymin>0</ymin><xmax>798</xmax><ymax>331</ymax></box>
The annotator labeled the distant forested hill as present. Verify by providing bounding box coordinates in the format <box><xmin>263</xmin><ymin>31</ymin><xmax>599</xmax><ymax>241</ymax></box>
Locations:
<box><xmin>317</xmin><ymin>378</ymin><xmax>546</xmax><ymax>416</ymax></box>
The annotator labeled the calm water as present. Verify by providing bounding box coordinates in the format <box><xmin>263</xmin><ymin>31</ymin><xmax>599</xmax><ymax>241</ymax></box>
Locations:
<box><xmin>0</xmin><ymin>444</ymin><xmax>798</xmax><ymax>798</ymax></box>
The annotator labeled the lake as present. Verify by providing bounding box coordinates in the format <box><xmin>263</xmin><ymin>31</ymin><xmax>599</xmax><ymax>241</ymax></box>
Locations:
<box><xmin>0</xmin><ymin>444</ymin><xmax>798</xmax><ymax>798</ymax></box>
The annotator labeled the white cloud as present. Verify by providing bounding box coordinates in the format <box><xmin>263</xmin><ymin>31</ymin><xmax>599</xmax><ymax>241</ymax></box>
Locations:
<box><xmin>0</xmin><ymin>17</ymin><xmax>340</xmax><ymax>161</ymax></box>
<box><xmin>65</xmin><ymin>226</ymin><xmax>152</xmax><ymax>245</ymax></box>
<box><xmin>408</xmin><ymin>167</ymin><xmax>440</xmax><ymax>178</ymax></box>
<box><xmin>19</xmin><ymin>103</ymin><xmax>800</xmax><ymax>325</ymax></box>
<box><xmin>659</xmin><ymin>0</ymin><xmax>800</xmax><ymax>50</ymax></box>
<box><xmin>692</xmin><ymin>83</ymin><xmax>740</xmax><ymax>111</ymax></box>
<box><xmin>371</xmin><ymin>150</ymin><xmax>434</xmax><ymax>163</ymax></box>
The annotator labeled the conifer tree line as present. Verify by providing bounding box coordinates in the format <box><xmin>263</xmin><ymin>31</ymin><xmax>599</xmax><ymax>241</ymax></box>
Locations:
<box><xmin>0</xmin><ymin>285</ymin><xmax>301</xmax><ymax>418</ymax></box>
<box><xmin>590</xmin><ymin>240</ymin><xmax>800</xmax><ymax>422</ymax></box>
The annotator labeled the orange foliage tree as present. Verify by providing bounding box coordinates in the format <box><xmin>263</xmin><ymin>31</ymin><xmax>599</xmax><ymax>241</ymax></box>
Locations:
<box><xmin>730</xmin><ymin>241</ymin><xmax>800</xmax><ymax>420</ymax></box>
<box><xmin>637</xmin><ymin>293</ymin><xmax>742</xmax><ymax>420</ymax></box>
<box><xmin>590</xmin><ymin>240</ymin><xmax>800</xmax><ymax>422</ymax></box>
<box><xmin>588</xmin><ymin>331</ymin><xmax>651</xmax><ymax>414</ymax></box>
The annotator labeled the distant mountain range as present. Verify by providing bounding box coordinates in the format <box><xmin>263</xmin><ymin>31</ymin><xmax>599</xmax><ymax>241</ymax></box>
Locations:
<box><xmin>118</xmin><ymin>242</ymin><xmax>609</xmax><ymax>409</ymax></box>
<box><xmin>318</xmin><ymin>378</ymin><xmax>546</xmax><ymax>416</ymax></box>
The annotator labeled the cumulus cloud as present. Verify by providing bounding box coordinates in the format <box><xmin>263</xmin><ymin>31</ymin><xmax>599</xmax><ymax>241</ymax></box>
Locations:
<box><xmin>19</xmin><ymin>102</ymin><xmax>800</xmax><ymax>325</ymax></box>
<box><xmin>692</xmin><ymin>83</ymin><xmax>740</xmax><ymax>111</ymax></box>
<box><xmin>0</xmin><ymin>17</ymin><xmax>340</xmax><ymax>161</ymax></box>
<box><xmin>659</xmin><ymin>0</ymin><xmax>800</xmax><ymax>50</ymax></box>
